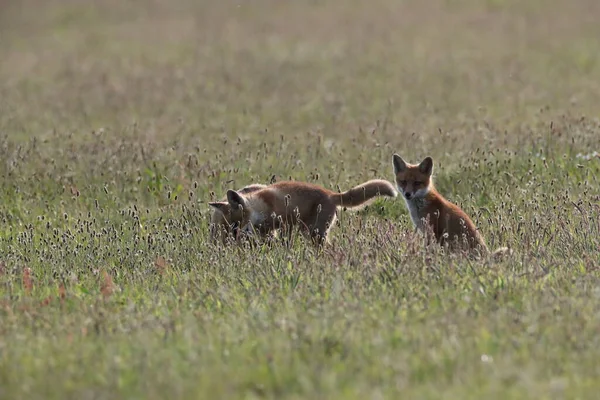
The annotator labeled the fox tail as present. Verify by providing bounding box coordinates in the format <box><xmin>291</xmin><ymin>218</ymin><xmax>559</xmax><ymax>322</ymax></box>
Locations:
<box><xmin>331</xmin><ymin>179</ymin><xmax>397</xmax><ymax>208</ymax></box>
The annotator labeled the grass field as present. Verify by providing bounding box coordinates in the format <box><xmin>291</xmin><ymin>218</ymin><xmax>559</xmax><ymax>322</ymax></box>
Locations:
<box><xmin>1</xmin><ymin>0</ymin><xmax>600</xmax><ymax>398</ymax></box>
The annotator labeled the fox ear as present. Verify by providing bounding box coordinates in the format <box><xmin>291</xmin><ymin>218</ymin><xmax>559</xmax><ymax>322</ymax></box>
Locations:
<box><xmin>393</xmin><ymin>154</ymin><xmax>407</xmax><ymax>174</ymax></box>
<box><xmin>418</xmin><ymin>157</ymin><xmax>434</xmax><ymax>176</ymax></box>
<box><xmin>227</xmin><ymin>190</ymin><xmax>248</xmax><ymax>210</ymax></box>
<box><xmin>209</xmin><ymin>202</ymin><xmax>230</xmax><ymax>214</ymax></box>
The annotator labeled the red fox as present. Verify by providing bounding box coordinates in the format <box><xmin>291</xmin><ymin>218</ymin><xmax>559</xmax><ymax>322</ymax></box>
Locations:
<box><xmin>209</xmin><ymin>179</ymin><xmax>397</xmax><ymax>245</ymax></box>
<box><xmin>392</xmin><ymin>154</ymin><xmax>508</xmax><ymax>257</ymax></box>
<box><xmin>209</xmin><ymin>184</ymin><xmax>267</xmax><ymax>244</ymax></box>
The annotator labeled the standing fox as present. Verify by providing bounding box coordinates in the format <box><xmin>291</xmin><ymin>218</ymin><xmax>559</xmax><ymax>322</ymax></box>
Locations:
<box><xmin>209</xmin><ymin>179</ymin><xmax>397</xmax><ymax>245</ymax></box>
<box><xmin>392</xmin><ymin>154</ymin><xmax>508</xmax><ymax>257</ymax></box>
<box><xmin>209</xmin><ymin>183</ymin><xmax>267</xmax><ymax>244</ymax></box>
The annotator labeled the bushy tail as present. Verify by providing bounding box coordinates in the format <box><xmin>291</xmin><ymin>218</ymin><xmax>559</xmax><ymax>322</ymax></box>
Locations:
<box><xmin>331</xmin><ymin>179</ymin><xmax>397</xmax><ymax>208</ymax></box>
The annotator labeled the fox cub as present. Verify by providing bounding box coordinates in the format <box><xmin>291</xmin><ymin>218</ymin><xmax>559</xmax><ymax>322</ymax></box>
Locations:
<box><xmin>392</xmin><ymin>154</ymin><xmax>508</xmax><ymax>257</ymax></box>
<box><xmin>209</xmin><ymin>179</ymin><xmax>397</xmax><ymax>245</ymax></box>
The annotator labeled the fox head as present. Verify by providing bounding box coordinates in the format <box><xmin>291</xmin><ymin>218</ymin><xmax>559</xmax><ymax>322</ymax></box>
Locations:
<box><xmin>208</xmin><ymin>191</ymin><xmax>251</xmax><ymax>243</ymax></box>
<box><xmin>209</xmin><ymin>189</ymin><xmax>250</xmax><ymax>226</ymax></box>
<box><xmin>392</xmin><ymin>154</ymin><xmax>433</xmax><ymax>200</ymax></box>
<box><xmin>210</xmin><ymin>189</ymin><xmax>271</xmax><ymax>238</ymax></box>
<box><xmin>208</xmin><ymin>184</ymin><xmax>267</xmax><ymax>239</ymax></box>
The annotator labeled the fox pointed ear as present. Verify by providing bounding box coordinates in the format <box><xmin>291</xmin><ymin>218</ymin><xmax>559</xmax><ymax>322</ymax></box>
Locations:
<box><xmin>226</xmin><ymin>190</ymin><xmax>247</xmax><ymax>210</ymax></box>
<box><xmin>418</xmin><ymin>157</ymin><xmax>434</xmax><ymax>176</ymax></box>
<box><xmin>393</xmin><ymin>154</ymin><xmax>407</xmax><ymax>174</ymax></box>
<box><xmin>208</xmin><ymin>201</ymin><xmax>230</xmax><ymax>214</ymax></box>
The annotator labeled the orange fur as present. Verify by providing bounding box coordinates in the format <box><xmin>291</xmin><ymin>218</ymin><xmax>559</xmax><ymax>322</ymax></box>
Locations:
<box><xmin>215</xmin><ymin>179</ymin><xmax>397</xmax><ymax>246</ymax></box>
<box><xmin>392</xmin><ymin>154</ymin><xmax>508</xmax><ymax>257</ymax></box>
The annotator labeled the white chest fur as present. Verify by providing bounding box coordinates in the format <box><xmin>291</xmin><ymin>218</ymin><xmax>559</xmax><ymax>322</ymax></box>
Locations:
<box><xmin>404</xmin><ymin>197</ymin><xmax>428</xmax><ymax>230</ymax></box>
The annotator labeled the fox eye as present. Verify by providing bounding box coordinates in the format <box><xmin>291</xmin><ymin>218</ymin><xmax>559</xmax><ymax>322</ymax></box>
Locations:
<box><xmin>414</xmin><ymin>181</ymin><xmax>423</xmax><ymax>186</ymax></box>
<box><xmin>399</xmin><ymin>180</ymin><xmax>407</xmax><ymax>185</ymax></box>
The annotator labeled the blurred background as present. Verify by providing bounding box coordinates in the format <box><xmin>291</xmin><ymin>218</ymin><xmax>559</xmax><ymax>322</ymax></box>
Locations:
<box><xmin>2</xmin><ymin>0</ymin><xmax>599</xmax><ymax>135</ymax></box>
<box><xmin>0</xmin><ymin>0</ymin><xmax>599</xmax><ymax>193</ymax></box>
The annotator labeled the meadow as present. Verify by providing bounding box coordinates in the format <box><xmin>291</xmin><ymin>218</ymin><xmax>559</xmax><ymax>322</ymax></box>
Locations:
<box><xmin>0</xmin><ymin>0</ymin><xmax>599</xmax><ymax>398</ymax></box>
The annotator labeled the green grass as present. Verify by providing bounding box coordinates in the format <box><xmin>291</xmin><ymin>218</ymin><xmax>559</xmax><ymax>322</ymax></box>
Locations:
<box><xmin>1</xmin><ymin>0</ymin><xmax>600</xmax><ymax>398</ymax></box>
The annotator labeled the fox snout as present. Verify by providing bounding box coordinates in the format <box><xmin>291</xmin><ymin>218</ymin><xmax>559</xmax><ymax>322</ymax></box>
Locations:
<box><xmin>403</xmin><ymin>191</ymin><xmax>413</xmax><ymax>200</ymax></box>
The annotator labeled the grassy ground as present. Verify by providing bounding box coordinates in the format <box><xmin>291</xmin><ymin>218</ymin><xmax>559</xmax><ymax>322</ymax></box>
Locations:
<box><xmin>1</xmin><ymin>0</ymin><xmax>599</xmax><ymax>398</ymax></box>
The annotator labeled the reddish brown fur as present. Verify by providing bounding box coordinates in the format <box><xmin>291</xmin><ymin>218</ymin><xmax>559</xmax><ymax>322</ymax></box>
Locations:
<box><xmin>417</xmin><ymin>187</ymin><xmax>487</xmax><ymax>251</ymax></box>
<box><xmin>393</xmin><ymin>154</ymin><xmax>506</xmax><ymax>256</ymax></box>
<box><xmin>217</xmin><ymin>179</ymin><xmax>397</xmax><ymax>246</ymax></box>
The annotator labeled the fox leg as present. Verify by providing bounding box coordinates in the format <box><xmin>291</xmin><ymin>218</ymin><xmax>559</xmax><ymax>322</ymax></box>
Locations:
<box><xmin>308</xmin><ymin>204</ymin><xmax>337</xmax><ymax>246</ymax></box>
